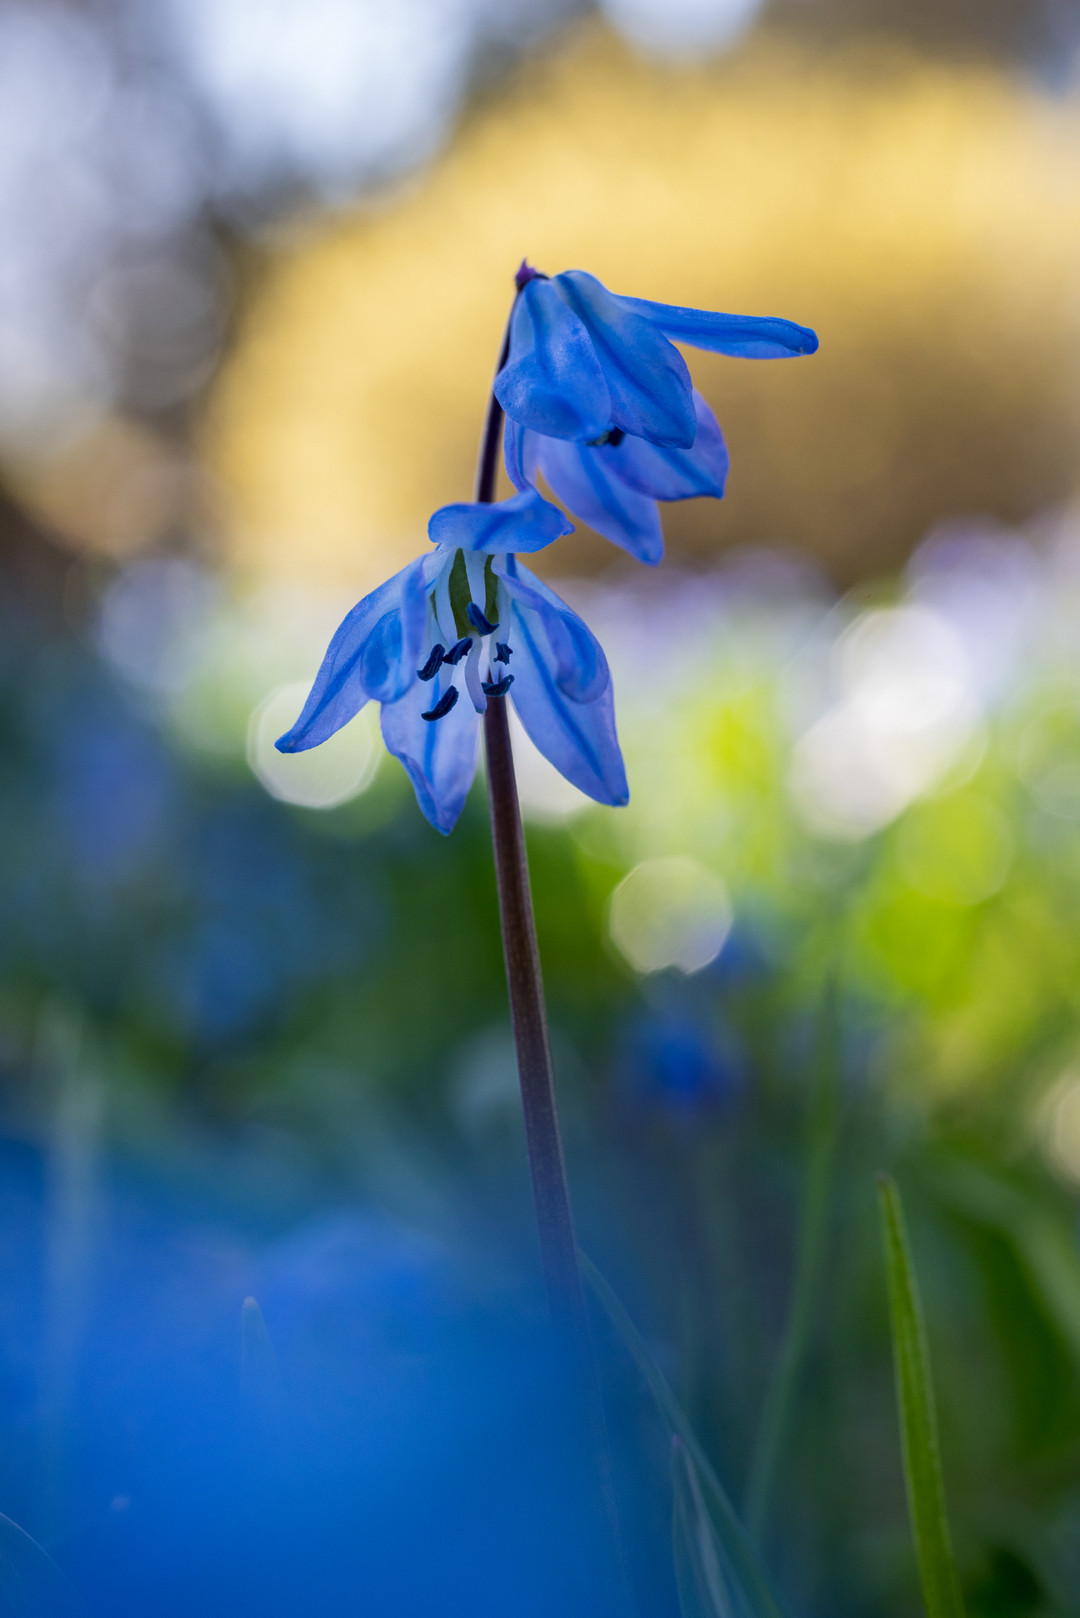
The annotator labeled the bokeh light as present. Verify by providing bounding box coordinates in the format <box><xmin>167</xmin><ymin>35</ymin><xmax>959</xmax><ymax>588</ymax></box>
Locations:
<box><xmin>247</xmin><ymin>683</ymin><xmax>379</xmax><ymax>809</ymax></box>
<box><xmin>790</xmin><ymin>605</ymin><xmax>981</xmax><ymax>838</ymax></box>
<box><xmin>608</xmin><ymin>856</ymin><xmax>733</xmax><ymax>974</ymax></box>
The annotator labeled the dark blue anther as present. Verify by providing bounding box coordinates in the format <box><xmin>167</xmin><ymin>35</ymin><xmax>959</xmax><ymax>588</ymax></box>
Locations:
<box><xmin>442</xmin><ymin>637</ymin><xmax>471</xmax><ymax>666</ymax></box>
<box><xmin>494</xmin><ymin>642</ymin><xmax>512</xmax><ymax>664</ymax></box>
<box><xmin>467</xmin><ymin>603</ymin><xmax>498</xmax><ymax>636</ymax></box>
<box><xmin>421</xmin><ymin>686</ymin><xmax>460</xmax><ymax>722</ymax></box>
<box><xmin>417</xmin><ymin>644</ymin><xmax>445</xmax><ymax>681</ymax></box>
<box><xmin>481</xmin><ymin>674</ymin><xmax>515</xmax><ymax>697</ymax></box>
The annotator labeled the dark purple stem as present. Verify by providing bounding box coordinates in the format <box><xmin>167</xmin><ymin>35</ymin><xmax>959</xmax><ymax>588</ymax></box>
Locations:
<box><xmin>477</xmin><ymin>289</ymin><xmax>632</xmax><ymax>1616</ymax></box>
<box><xmin>477</xmin><ymin>316</ymin><xmax>589</xmax><ymax>1344</ymax></box>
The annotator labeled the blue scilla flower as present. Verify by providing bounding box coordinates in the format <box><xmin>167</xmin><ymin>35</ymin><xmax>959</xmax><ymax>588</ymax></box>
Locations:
<box><xmin>276</xmin><ymin>490</ymin><xmax>629</xmax><ymax>834</ymax></box>
<box><xmin>496</xmin><ymin>264</ymin><xmax>818</xmax><ymax>563</ymax></box>
<box><xmin>504</xmin><ymin>389</ymin><xmax>729</xmax><ymax>565</ymax></box>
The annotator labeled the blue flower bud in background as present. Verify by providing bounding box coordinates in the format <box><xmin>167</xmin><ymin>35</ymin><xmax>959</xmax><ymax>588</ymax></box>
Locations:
<box><xmin>619</xmin><ymin>1005</ymin><xmax>747</xmax><ymax>1120</ymax></box>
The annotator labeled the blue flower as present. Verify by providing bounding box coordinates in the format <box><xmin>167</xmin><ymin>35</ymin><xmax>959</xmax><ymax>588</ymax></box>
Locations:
<box><xmin>275</xmin><ymin>490</ymin><xmax>629</xmax><ymax>834</ymax></box>
<box><xmin>495</xmin><ymin>265</ymin><xmax>818</xmax><ymax>563</ymax></box>
<box><xmin>620</xmin><ymin>1007</ymin><xmax>747</xmax><ymax>1119</ymax></box>
<box><xmin>504</xmin><ymin>389</ymin><xmax>729</xmax><ymax>565</ymax></box>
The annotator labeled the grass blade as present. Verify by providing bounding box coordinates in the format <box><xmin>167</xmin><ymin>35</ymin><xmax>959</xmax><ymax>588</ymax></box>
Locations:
<box><xmin>0</xmin><ymin>1511</ymin><xmax>81</xmax><ymax>1616</ymax></box>
<box><xmin>744</xmin><ymin>976</ymin><xmax>840</xmax><ymax>1543</ymax></box>
<box><xmin>877</xmin><ymin>1174</ymin><xmax>965</xmax><ymax>1618</ymax></box>
<box><xmin>582</xmin><ymin>1254</ymin><xmax>789</xmax><ymax>1618</ymax></box>
<box><xmin>672</xmin><ymin>1437</ymin><xmax>735</xmax><ymax>1618</ymax></box>
<box><xmin>240</xmin><ymin>1296</ymin><xmax>281</xmax><ymax>1404</ymax></box>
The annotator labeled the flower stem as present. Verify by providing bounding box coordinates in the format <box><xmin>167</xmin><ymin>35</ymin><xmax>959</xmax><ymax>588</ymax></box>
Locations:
<box><xmin>477</xmin><ymin>300</ymin><xmax>633</xmax><ymax>1616</ymax></box>
<box><xmin>476</xmin><ymin>319</ymin><xmax>589</xmax><ymax>1344</ymax></box>
<box><xmin>483</xmin><ymin>695</ymin><xmax>588</xmax><ymax>1334</ymax></box>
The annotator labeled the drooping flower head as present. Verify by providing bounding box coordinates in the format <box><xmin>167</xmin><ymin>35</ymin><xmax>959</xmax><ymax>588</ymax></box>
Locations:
<box><xmin>497</xmin><ymin>265</ymin><xmax>818</xmax><ymax>563</ymax></box>
<box><xmin>277</xmin><ymin>264</ymin><xmax>817</xmax><ymax>833</ymax></box>
<box><xmin>276</xmin><ymin>490</ymin><xmax>628</xmax><ymax>834</ymax></box>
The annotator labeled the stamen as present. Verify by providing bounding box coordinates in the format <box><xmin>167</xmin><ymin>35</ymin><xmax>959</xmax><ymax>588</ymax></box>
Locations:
<box><xmin>417</xmin><ymin>645</ymin><xmax>445</xmax><ymax>681</ymax></box>
<box><xmin>467</xmin><ymin>603</ymin><xmax>498</xmax><ymax>636</ymax></box>
<box><xmin>421</xmin><ymin>687</ymin><xmax>460</xmax><ymax>722</ymax></box>
<box><xmin>589</xmin><ymin>427</ymin><xmax>626</xmax><ymax>448</ymax></box>
<box><xmin>481</xmin><ymin>674</ymin><xmax>515</xmax><ymax>697</ymax></box>
<box><xmin>442</xmin><ymin>637</ymin><xmax>472</xmax><ymax>666</ymax></box>
<box><xmin>494</xmin><ymin>642</ymin><xmax>512</xmax><ymax>665</ymax></box>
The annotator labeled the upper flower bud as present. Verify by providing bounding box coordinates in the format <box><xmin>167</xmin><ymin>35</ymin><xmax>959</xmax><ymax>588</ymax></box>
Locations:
<box><xmin>494</xmin><ymin>267</ymin><xmax>818</xmax><ymax>449</ymax></box>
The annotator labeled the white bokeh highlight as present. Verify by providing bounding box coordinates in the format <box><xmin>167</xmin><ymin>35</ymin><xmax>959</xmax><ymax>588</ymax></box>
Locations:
<box><xmin>0</xmin><ymin>1</ymin><xmax>209</xmax><ymax>441</ymax></box>
<box><xmin>1039</xmin><ymin>1069</ymin><xmax>1080</xmax><ymax>1185</ymax></box>
<box><xmin>608</xmin><ymin>856</ymin><xmax>732</xmax><ymax>974</ymax></box>
<box><xmin>247</xmin><ymin>682</ymin><xmax>379</xmax><ymax>809</ymax></box>
<box><xmin>170</xmin><ymin>0</ymin><xmax>471</xmax><ymax>196</ymax></box>
<box><xmin>507</xmin><ymin>706</ymin><xmax>592</xmax><ymax>823</ymax></box>
<box><xmin>599</xmin><ymin>0</ymin><xmax>764</xmax><ymax>56</ymax></box>
<box><xmin>789</xmin><ymin>606</ymin><xmax>981</xmax><ymax>839</ymax></box>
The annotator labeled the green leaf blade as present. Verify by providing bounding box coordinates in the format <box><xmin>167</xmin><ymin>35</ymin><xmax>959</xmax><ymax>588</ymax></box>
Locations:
<box><xmin>878</xmin><ymin>1175</ymin><xmax>965</xmax><ymax>1618</ymax></box>
<box><xmin>582</xmin><ymin>1254</ymin><xmax>789</xmax><ymax>1618</ymax></box>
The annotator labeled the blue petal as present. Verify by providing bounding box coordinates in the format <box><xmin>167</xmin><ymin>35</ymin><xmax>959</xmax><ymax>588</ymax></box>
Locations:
<box><xmin>380</xmin><ymin>669</ymin><xmax>480</xmax><ymax>834</ymax></box>
<box><xmin>532</xmin><ymin>434</ymin><xmax>664</xmax><ymax>566</ymax></box>
<box><xmin>615</xmin><ymin>296</ymin><xmax>819</xmax><ymax>358</ymax></box>
<box><xmin>493</xmin><ymin>277</ymin><xmax>611</xmax><ymax>442</ymax></box>
<box><xmin>275</xmin><ymin>557</ymin><xmax>426</xmax><ymax>752</ymax></box>
<box><xmin>502</xmin><ymin>560</ymin><xmax>609</xmax><ymax>702</ymax></box>
<box><xmin>597</xmin><ymin>390</ymin><xmax>728</xmax><ymax>501</ymax></box>
<box><xmin>556</xmin><ymin>271</ymin><xmax>696</xmax><ymax>448</ymax></box>
<box><xmin>428</xmin><ymin>487</ymin><xmax>572</xmax><ymax>554</ymax></box>
<box><xmin>502</xmin><ymin>559</ymin><xmax>629</xmax><ymax>807</ymax></box>
<box><xmin>502</xmin><ymin>415</ymin><xmax>537</xmax><ymax>495</ymax></box>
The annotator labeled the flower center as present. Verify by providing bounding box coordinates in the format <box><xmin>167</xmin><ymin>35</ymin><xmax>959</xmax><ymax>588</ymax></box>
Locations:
<box><xmin>418</xmin><ymin>550</ymin><xmax>514</xmax><ymax>722</ymax></box>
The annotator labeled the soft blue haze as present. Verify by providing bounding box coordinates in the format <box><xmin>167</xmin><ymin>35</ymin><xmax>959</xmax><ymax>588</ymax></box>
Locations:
<box><xmin>276</xmin><ymin>490</ymin><xmax>628</xmax><ymax>833</ymax></box>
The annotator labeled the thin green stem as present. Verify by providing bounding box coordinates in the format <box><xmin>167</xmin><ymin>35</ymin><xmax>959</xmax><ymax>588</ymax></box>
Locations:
<box><xmin>743</xmin><ymin>976</ymin><xmax>841</xmax><ymax>1545</ymax></box>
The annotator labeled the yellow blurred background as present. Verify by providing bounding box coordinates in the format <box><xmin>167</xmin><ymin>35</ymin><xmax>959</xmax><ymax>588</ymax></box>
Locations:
<box><xmin>197</xmin><ymin>23</ymin><xmax>1080</xmax><ymax>593</ymax></box>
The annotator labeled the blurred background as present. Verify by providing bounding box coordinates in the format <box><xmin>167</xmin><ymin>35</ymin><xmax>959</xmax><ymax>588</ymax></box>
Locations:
<box><xmin>6</xmin><ymin>0</ymin><xmax>1080</xmax><ymax>1613</ymax></box>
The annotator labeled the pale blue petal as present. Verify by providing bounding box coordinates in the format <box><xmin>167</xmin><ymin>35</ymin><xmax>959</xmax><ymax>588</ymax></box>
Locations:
<box><xmin>502</xmin><ymin>416</ymin><xmax>539</xmax><ymax>495</ymax></box>
<box><xmin>502</xmin><ymin>558</ymin><xmax>629</xmax><ymax>806</ymax></box>
<box><xmin>428</xmin><ymin>487</ymin><xmax>572</xmax><ymax>554</ymax></box>
<box><xmin>500</xmin><ymin>559</ymin><xmax>609</xmax><ymax>703</ymax></box>
<box><xmin>493</xmin><ymin>277</ymin><xmax>611</xmax><ymax>441</ymax></box>
<box><xmin>598</xmin><ymin>390</ymin><xmax>728</xmax><ymax>501</ymax></box>
<box><xmin>533</xmin><ymin>435</ymin><xmax>663</xmax><ymax>565</ymax></box>
<box><xmin>380</xmin><ymin>671</ymin><xmax>480</xmax><ymax>835</ymax></box>
<box><xmin>557</xmin><ymin>271</ymin><xmax>696</xmax><ymax>448</ymax></box>
<box><xmin>275</xmin><ymin>557</ymin><xmax>424</xmax><ymax>753</ymax></box>
<box><xmin>615</xmin><ymin>296</ymin><xmax>819</xmax><ymax>358</ymax></box>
